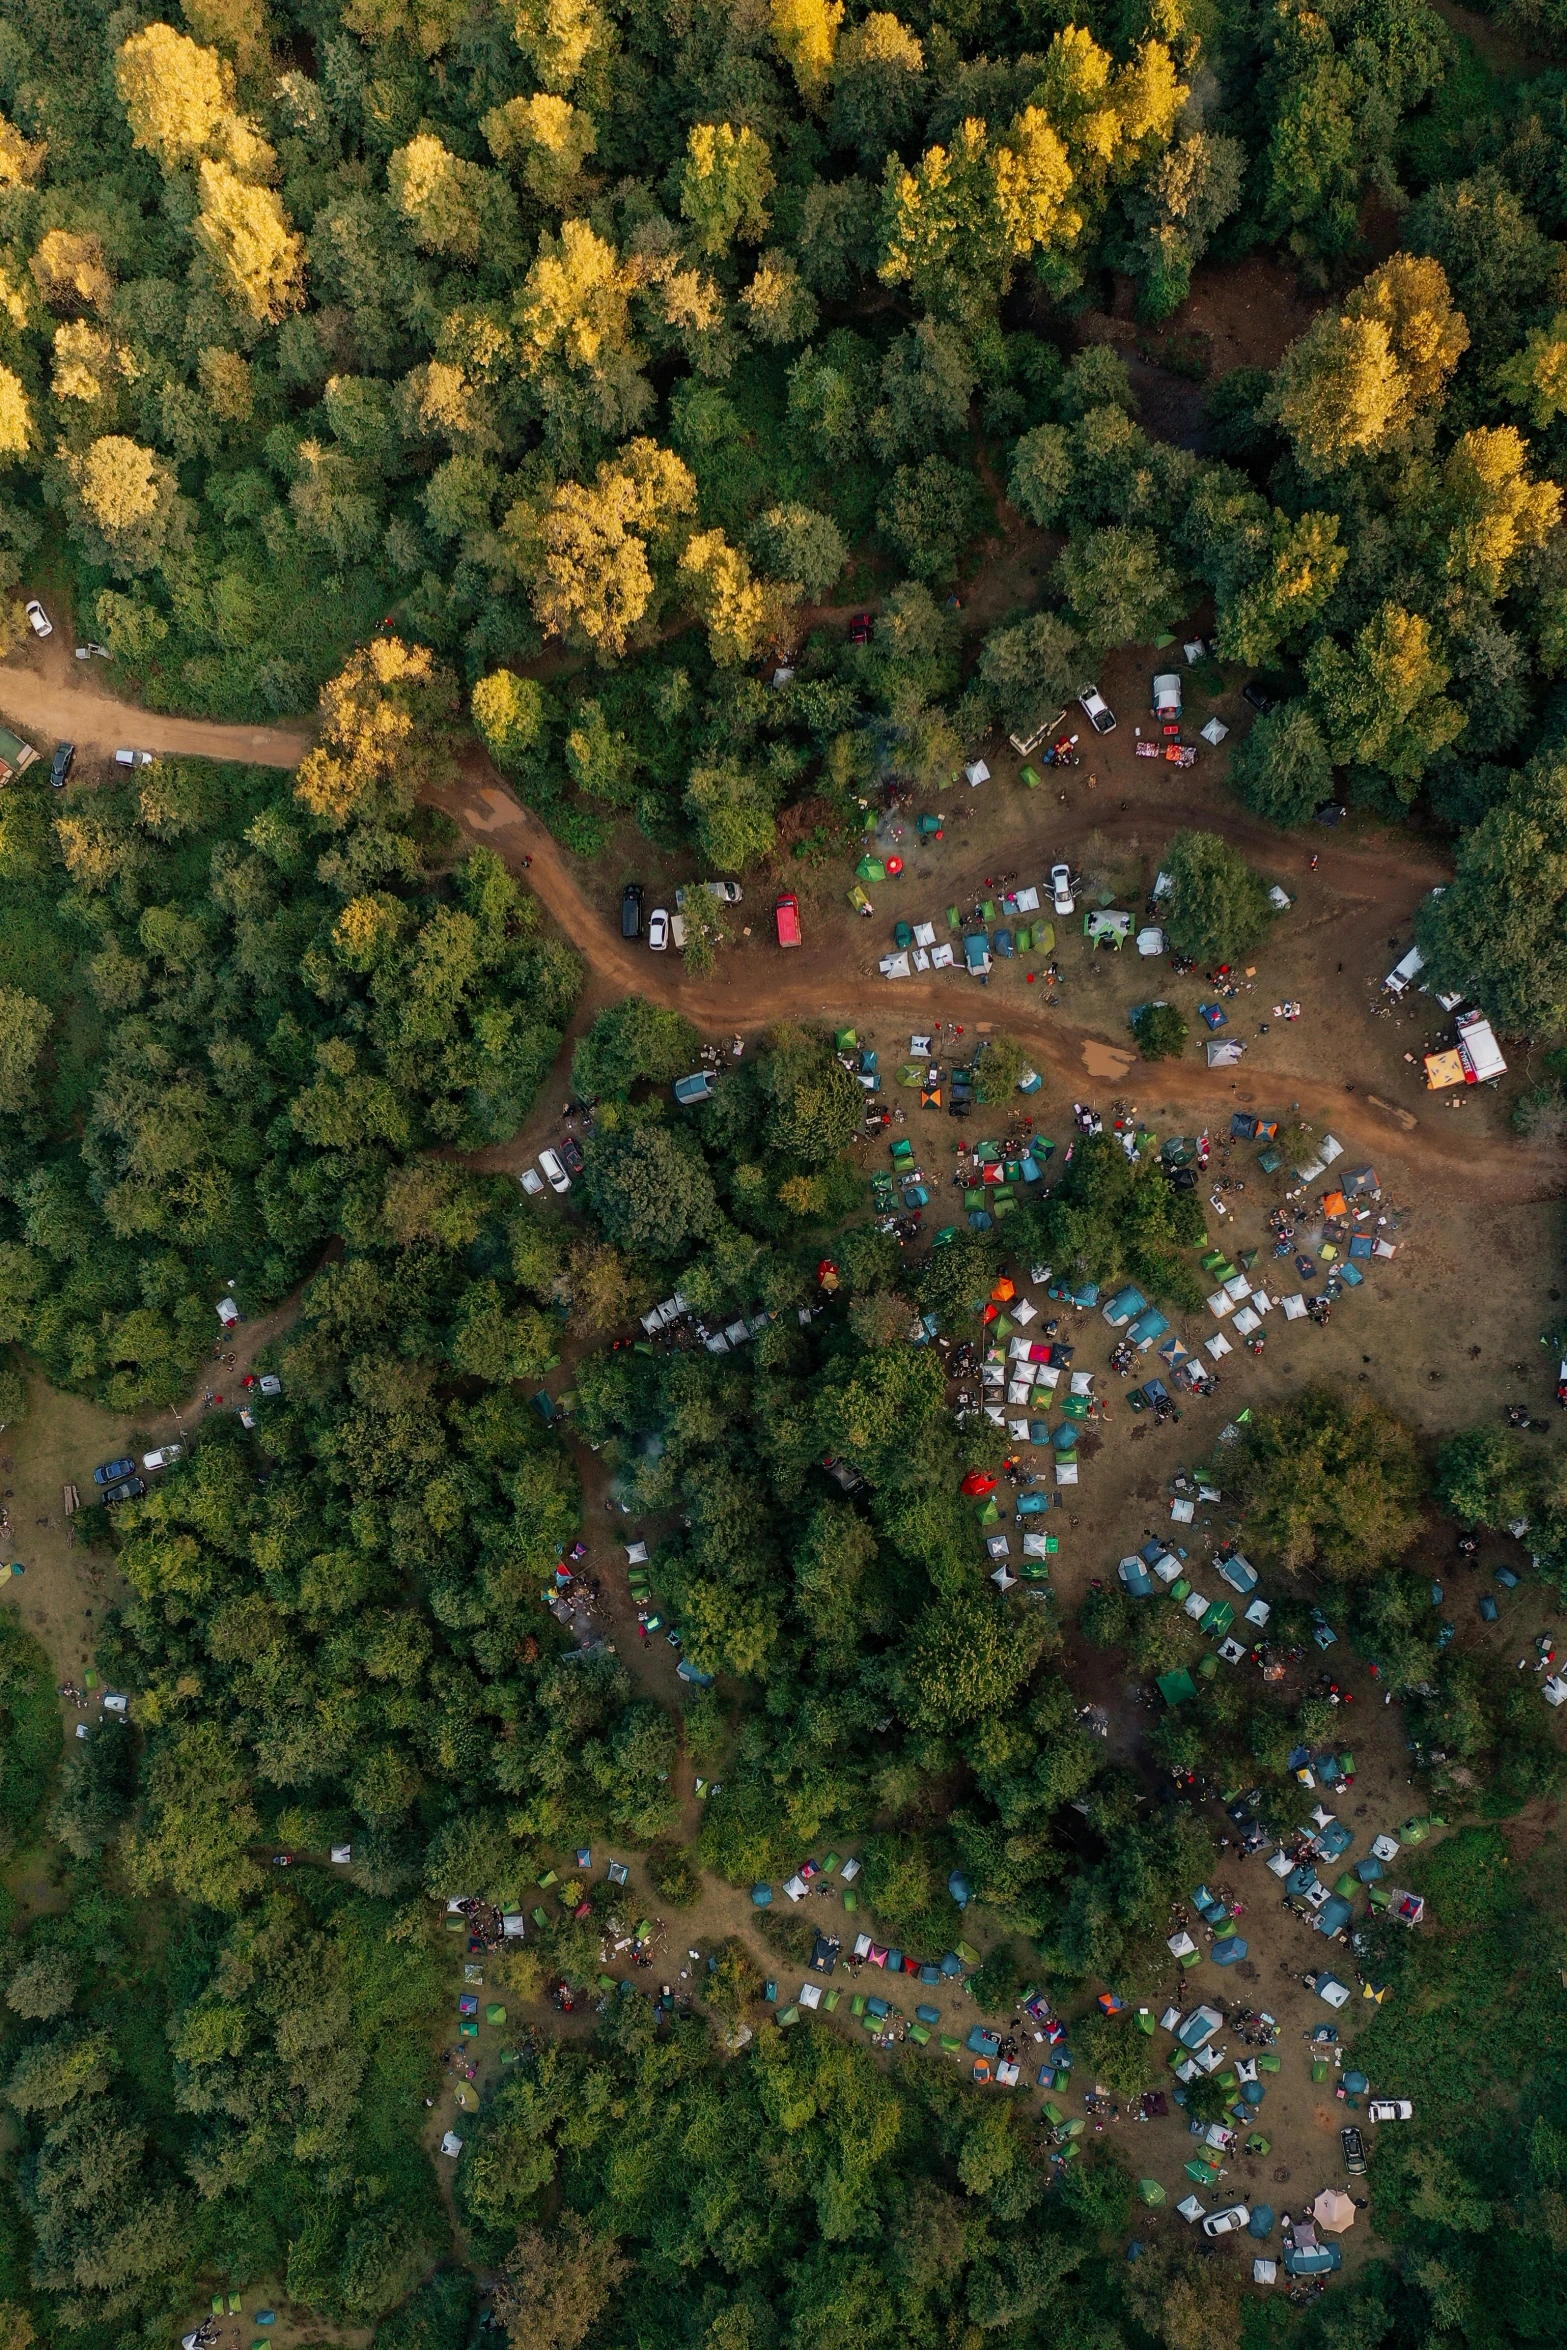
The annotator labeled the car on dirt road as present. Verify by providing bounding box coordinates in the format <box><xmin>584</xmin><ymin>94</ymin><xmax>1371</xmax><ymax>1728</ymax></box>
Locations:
<box><xmin>538</xmin><ymin>1148</ymin><xmax>571</xmax><ymax>1193</ymax></box>
<box><xmin>115</xmin><ymin>748</ymin><xmax>154</xmax><ymax>767</ymax></box>
<box><xmin>559</xmin><ymin>1135</ymin><xmax>584</xmax><ymax>1175</ymax></box>
<box><xmin>647</xmin><ymin>906</ymin><xmax>670</xmax><ymax>951</ymax></box>
<box><xmin>676</xmin><ymin>881</ymin><xmax>743</xmax><ymax>907</ymax></box>
<box><xmin>94</xmin><ymin>1456</ymin><xmax>135</xmax><ymax>1487</ymax></box>
<box><xmin>50</xmin><ymin>742</ymin><xmax>74</xmax><ymax>788</ymax></box>
<box><xmin>1078</xmin><ymin>685</ymin><xmax>1115</xmax><ymax>732</ymax></box>
<box><xmin>775</xmin><ymin>893</ymin><xmax>801</xmax><ymax>947</ymax></box>
<box><xmin>24</xmin><ymin>599</ymin><xmax>51</xmax><ymax>638</ymax></box>
<box><xmin>101</xmin><ymin>1475</ymin><xmax>146</xmax><ymax>1507</ymax></box>
<box><xmin>620</xmin><ymin>883</ymin><xmax>643</xmax><ymax>939</ymax></box>
<box><xmin>1203</xmin><ymin>2205</ymin><xmax>1251</xmax><ymax>2237</ymax></box>
<box><xmin>1050</xmin><ymin>863</ymin><xmax>1074</xmax><ymax>915</ymax></box>
<box><xmin>1341</xmin><ymin>2126</ymin><xmax>1367</xmax><ymax>2174</ymax></box>
<box><xmin>1368</xmin><ymin>2100</ymin><xmax>1412</xmax><ymax>2122</ymax></box>
<box><xmin>1243</xmin><ymin>678</ymin><xmax>1275</xmax><ymax>715</ymax></box>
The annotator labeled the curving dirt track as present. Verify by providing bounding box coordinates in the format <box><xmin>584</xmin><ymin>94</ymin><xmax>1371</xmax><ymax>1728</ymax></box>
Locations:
<box><xmin>441</xmin><ymin>761</ymin><xmax>1560</xmax><ymax>1208</ymax></box>
<box><xmin>0</xmin><ymin>661</ymin><xmax>309</xmax><ymax>766</ymax></box>
<box><xmin>4</xmin><ymin>656</ymin><xmax>1558</xmax><ymax>1210</ymax></box>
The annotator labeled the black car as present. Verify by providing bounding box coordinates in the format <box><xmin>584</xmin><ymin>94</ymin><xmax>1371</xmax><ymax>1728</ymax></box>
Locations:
<box><xmin>1314</xmin><ymin>801</ymin><xmax>1347</xmax><ymax>826</ymax></box>
<box><xmin>101</xmin><ymin>1475</ymin><xmax>146</xmax><ymax>1508</ymax></box>
<box><xmin>621</xmin><ymin>882</ymin><xmax>643</xmax><ymax>939</ymax></box>
<box><xmin>50</xmin><ymin>741</ymin><xmax>74</xmax><ymax>789</ymax></box>
<box><xmin>1242</xmin><ymin>680</ymin><xmax>1275</xmax><ymax>715</ymax></box>
<box><xmin>1341</xmin><ymin>2125</ymin><xmax>1367</xmax><ymax>2176</ymax></box>
<box><xmin>93</xmin><ymin>1455</ymin><xmax>135</xmax><ymax>1486</ymax></box>
<box><xmin>560</xmin><ymin>1134</ymin><xmax>584</xmax><ymax>1175</ymax></box>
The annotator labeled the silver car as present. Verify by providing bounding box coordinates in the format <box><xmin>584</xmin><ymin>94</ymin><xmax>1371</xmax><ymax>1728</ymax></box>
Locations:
<box><xmin>24</xmin><ymin>599</ymin><xmax>51</xmax><ymax>638</ymax></box>
<box><xmin>1050</xmin><ymin>863</ymin><xmax>1075</xmax><ymax>915</ymax></box>
<box><xmin>1078</xmin><ymin>685</ymin><xmax>1115</xmax><ymax>732</ymax></box>
<box><xmin>537</xmin><ymin>1148</ymin><xmax>571</xmax><ymax>1194</ymax></box>
<box><xmin>1202</xmin><ymin>2203</ymin><xmax>1251</xmax><ymax>2238</ymax></box>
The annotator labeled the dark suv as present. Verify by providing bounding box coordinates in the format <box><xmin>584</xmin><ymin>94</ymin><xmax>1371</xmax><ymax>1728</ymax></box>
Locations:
<box><xmin>50</xmin><ymin>742</ymin><xmax>74</xmax><ymax>789</ymax></box>
<box><xmin>621</xmin><ymin>883</ymin><xmax>643</xmax><ymax>940</ymax></box>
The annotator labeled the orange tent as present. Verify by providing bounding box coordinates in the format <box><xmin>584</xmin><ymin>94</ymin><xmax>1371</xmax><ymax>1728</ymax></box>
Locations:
<box><xmin>1322</xmin><ymin>1190</ymin><xmax>1348</xmax><ymax>1219</ymax></box>
<box><xmin>991</xmin><ymin>1277</ymin><xmax>1016</xmax><ymax>1302</ymax></box>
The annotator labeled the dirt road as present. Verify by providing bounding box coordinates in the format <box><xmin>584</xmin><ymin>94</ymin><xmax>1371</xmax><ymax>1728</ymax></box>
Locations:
<box><xmin>0</xmin><ymin>655</ymin><xmax>310</xmax><ymax>766</ymax></box>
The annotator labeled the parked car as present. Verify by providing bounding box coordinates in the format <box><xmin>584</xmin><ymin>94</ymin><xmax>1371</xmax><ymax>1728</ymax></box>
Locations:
<box><xmin>1341</xmin><ymin>2126</ymin><xmax>1367</xmax><ymax>2175</ymax></box>
<box><xmin>1368</xmin><ymin>2100</ymin><xmax>1413</xmax><ymax>2122</ymax></box>
<box><xmin>848</xmin><ymin>611</ymin><xmax>872</xmax><ymax>646</ymax></box>
<box><xmin>1153</xmin><ymin>672</ymin><xmax>1183</xmax><ymax>719</ymax></box>
<box><xmin>620</xmin><ymin>882</ymin><xmax>643</xmax><ymax>939</ymax></box>
<box><xmin>141</xmin><ymin>1445</ymin><xmax>183</xmax><ymax>1471</ymax></box>
<box><xmin>1078</xmin><ymin>685</ymin><xmax>1115</xmax><ymax>732</ymax></box>
<box><xmin>677</xmin><ymin>880</ymin><xmax>742</xmax><ymax>905</ymax></box>
<box><xmin>519</xmin><ymin>1166</ymin><xmax>545</xmax><ymax>1195</ymax></box>
<box><xmin>74</xmin><ymin>641</ymin><xmax>110</xmax><ymax>660</ymax></box>
<box><xmin>674</xmin><ymin>1071</ymin><xmax>715</xmax><ymax>1105</ymax></box>
<box><xmin>538</xmin><ymin>1148</ymin><xmax>571</xmax><ymax>1193</ymax></box>
<box><xmin>101</xmin><ymin>1476</ymin><xmax>146</xmax><ymax>1507</ymax></box>
<box><xmin>559</xmin><ymin>1134</ymin><xmax>584</xmax><ymax>1175</ymax></box>
<box><xmin>775</xmin><ymin>893</ymin><xmax>801</xmax><ymax>947</ymax></box>
<box><xmin>50</xmin><ymin>741</ymin><xmax>74</xmax><ymax>788</ymax></box>
<box><xmin>93</xmin><ymin>1456</ymin><xmax>135</xmax><ymax>1487</ymax></box>
<box><xmin>1203</xmin><ymin>2205</ymin><xmax>1251</xmax><ymax>2238</ymax></box>
<box><xmin>1050</xmin><ymin>863</ymin><xmax>1074</xmax><ymax>915</ymax></box>
<box><xmin>1242</xmin><ymin>678</ymin><xmax>1275</xmax><ymax>715</ymax></box>
<box><xmin>115</xmin><ymin>748</ymin><xmax>154</xmax><ymax>767</ymax></box>
<box><xmin>24</xmin><ymin>599</ymin><xmax>51</xmax><ymax>638</ymax></box>
<box><xmin>647</xmin><ymin>906</ymin><xmax>670</xmax><ymax>951</ymax></box>
<box><xmin>1314</xmin><ymin>800</ymin><xmax>1347</xmax><ymax>825</ymax></box>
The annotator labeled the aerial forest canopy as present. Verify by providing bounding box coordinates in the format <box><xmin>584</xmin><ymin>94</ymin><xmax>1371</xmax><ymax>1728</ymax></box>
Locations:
<box><xmin>0</xmin><ymin>3</ymin><xmax>1566</xmax><ymax>1006</ymax></box>
<box><xmin>2</xmin><ymin>5</ymin><xmax>1567</xmax><ymax>2350</ymax></box>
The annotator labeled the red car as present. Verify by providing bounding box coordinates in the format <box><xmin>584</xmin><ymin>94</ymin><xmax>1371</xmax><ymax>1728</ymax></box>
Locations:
<box><xmin>848</xmin><ymin>611</ymin><xmax>872</xmax><ymax>646</ymax></box>
<box><xmin>775</xmin><ymin>894</ymin><xmax>801</xmax><ymax>947</ymax></box>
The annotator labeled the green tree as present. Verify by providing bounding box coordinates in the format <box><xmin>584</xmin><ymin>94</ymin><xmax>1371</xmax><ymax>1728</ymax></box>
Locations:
<box><xmin>877</xmin><ymin>457</ymin><xmax>985</xmax><ymax>583</ymax></box>
<box><xmin>976</xmin><ymin>612</ymin><xmax>1081</xmax><ymax>736</ymax></box>
<box><xmin>572</xmin><ymin>999</ymin><xmax>701</xmax><ymax>1098</ymax></box>
<box><xmin>683</xmin><ymin>758</ymin><xmax>778</xmax><ymax>869</ymax></box>
<box><xmin>830</xmin><ymin>14</ymin><xmax>925</xmax><ymax>163</ymax></box>
<box><xmin>680</xmin><ymin>124</ymin><xmax>775</xmax><ymax>258</ymax></box>
<box><xmin>1131</xmin><ymin>1002</ymin><xmax>1187</xmax><ymax>1059</ymax></box>
<box><xmin>494</xmin><ymin>2214</ymin><xmax>629</xmax><ymax>2350</ymax></box>
<box><xmin>1057</xmin><ymin>525</ymin><xmax>1182</xmax><ymax>655</ymax></box>
<box><xmin>1215</xmin><ymin>510</ymin><xmax>1346</xmax><ymax>668</ymax></box>
<box><xmin>898</xmin><ymin>1599</ymin><xmax>1043</xmax><ymax>1731</ymax></box>
<box><xmin>1434</xmin><ymin>1425</ymin><xmax>1533</xmax><ymax>1531</ymax></box>
<box><xmin>1416</xmin><ymin>758</ymin><xmax>1567</xmax><ymax>1033</ymax></box>
<box><xmin>1236</xmin><ymin>1388</ymin><xmax>1423</xmax><ymax>1581</ymax></box>
<box><xmin>0</xmin><ymin>989</ymin><xmax>51</xmax><ymax>1118</ymax></box>
<box><xmin>1230</xmin><ymin>701</ymin><xmax>1333</xmax><ymax>827</ymax></box>
<box><xmin>581</xmin><ymin>1123</ymin><xmax>718</xmax><ymax>1257</ymax></box>
<box><xmin>745</xmin><ymin>504</ymin><xmax>847</xmax><ymax>600</ymax></box>
<box><xmin>1306</xmin><ymin>604</ymin><xmax>1465</xmax><ymax>800</ymax></box>
<box><xmin>1161</xmin><ymin>830</ymin><xmax>1272</xmax><ymax>962</ymax></box>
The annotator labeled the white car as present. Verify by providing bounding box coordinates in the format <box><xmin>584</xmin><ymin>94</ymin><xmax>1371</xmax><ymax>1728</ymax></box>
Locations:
<box><xmin>1368</xmin><ymin>2099</ymin><xmax>1412</xmax><ymax>2122</ymax></box>
<box><xmin>24</xmin><ymin>599</ymin><xmax>51</xmax><ymax>638</ymax></box>
<box><xmin>537</xmin><ymin>1148</ymin><xmax>571</xmax><ymax>1193</ymax></box>
<box><xmin>647</xmin><ymin>907</ymin><xmax>670</xmax><ymax>951</ymax></box>
<box><xmin>141</xmin><ymin>1445</ymin><xmax>184</xmax><ymax>1472</ymax></box>
<box><xmin>519</xmin><ymin>1167</ymin><xmax>545</xmax><ymax>1196</ymax></box>
<box><xmin>115</xmin><ymin>748</ymin><xmax>154</xmax><ymax>767</ymax></box>
<box><xmin>1050</xmin><ymin>863</ymin><xmax>1074</xmax><ymax>915</ymax></box>
<box><xmin>1078</xmin><ymin>685</ymin><xmax>1115</xmax><ymax>732</ymax></box>
<box><xmin>1203</xmin><ymin>2203</ymin><xmax>1251</xmax><ymax>2238</ymax></box>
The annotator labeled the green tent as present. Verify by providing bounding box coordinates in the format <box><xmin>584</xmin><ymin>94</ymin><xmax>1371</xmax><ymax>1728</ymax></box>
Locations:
<box><xmin>857</xmin><ymin>857</ymin><xmax>885</xmax><ymax>882</ymax></box>
<box><xmin>1158</xmin><ymin>1669</ymin><xmax>1198</xmax><ymax>1706</ymax></box>
<box><xmin>1138</xmin><ymin>2179</ymin><xmax>1167</xmax><ymax>2206</ymax></box>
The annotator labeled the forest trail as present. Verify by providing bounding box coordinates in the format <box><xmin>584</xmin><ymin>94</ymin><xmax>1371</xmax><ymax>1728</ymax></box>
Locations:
<box><xmin>0</xmin><ymin>657</ymin><xmax>311</xmax><ymax>766</ymax></box>
<box><xmin>8</xmin><ymin>665</ymin><xmax>1558</xmax><ymax>1208</ymax></box>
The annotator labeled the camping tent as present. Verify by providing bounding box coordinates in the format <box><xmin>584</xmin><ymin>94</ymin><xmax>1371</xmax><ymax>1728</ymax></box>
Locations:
<box><xmin>1313</xmin><ymin>2190</ymin><xmax>1356</xmax><ymax>2234</ymax></box>
<box><xmin>1212</xmin><ymin>1935</ymin><xmax>1248</xmax><ymax>1965</ymax></box>
<box><xmin>1158</xmin><ymin>1669</ymin><xmax>1197</xmax><ymax>1706</ymax></box>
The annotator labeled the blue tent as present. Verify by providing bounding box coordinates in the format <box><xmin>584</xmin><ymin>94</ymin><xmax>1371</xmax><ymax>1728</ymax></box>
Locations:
<box><xmin>751</xmin><ymin>1884</ymin><xmax>773</xmax><ymax>1906</ymax></box>
<box><xmin>1316</xmin><ymin>1897</ymin><xmax>1354</xmax><ymax>1936</ymax></box>
<box><xmin>1212</xmin><ymin>1935</ymin><xmax>1249</xmax><ymax>1965</ymax></box>
<box><xmin>948</xmin><ymin>1871</ymin><xmax>972</xmax><ymax>1908</ymax></box>
<box><xmin>1248</xmin><ymin>2205</ymin><xmax>1275</xmax><ymax>2238</ymax></box>
<box><xmin>941</xmin><ymin>1950</ymin><xmax>963</xmax><ymax>1977</ymax></box>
